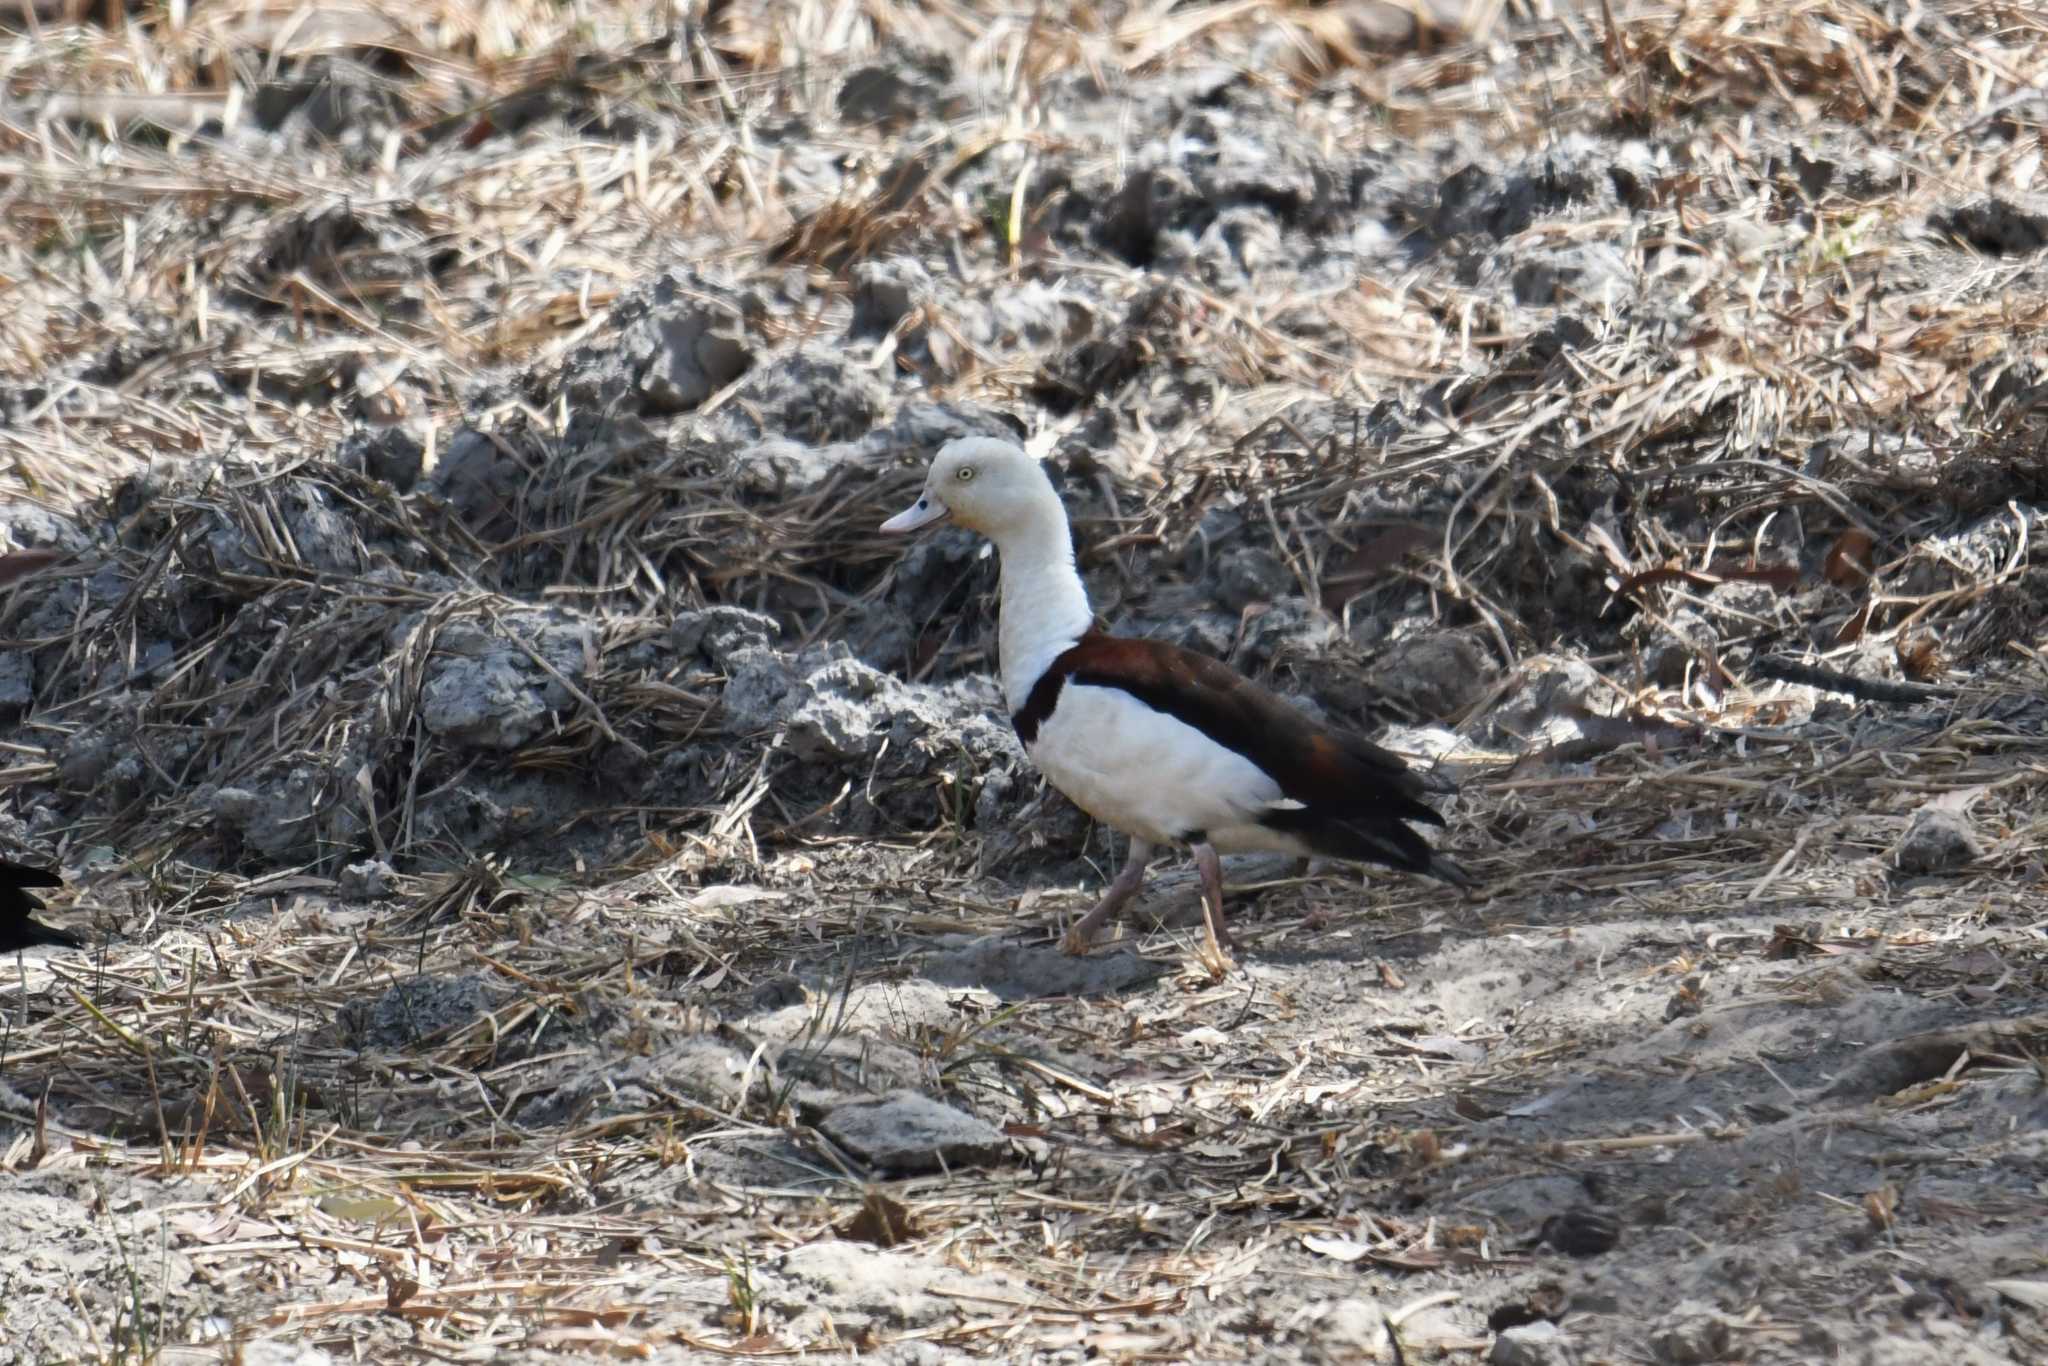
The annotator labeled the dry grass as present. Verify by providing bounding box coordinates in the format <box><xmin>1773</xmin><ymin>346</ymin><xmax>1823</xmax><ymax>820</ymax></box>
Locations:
<box><xmin>1</xmin><ymin>0</ymin><xmax>2046</xmax><ymax>1359</ymax></box>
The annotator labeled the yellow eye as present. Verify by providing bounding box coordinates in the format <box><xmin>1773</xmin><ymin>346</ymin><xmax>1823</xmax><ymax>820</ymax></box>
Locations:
<box><xmin>956</xmin><ymin>466</ymin><xmax>976</xmax><ymax>482</ymax></box>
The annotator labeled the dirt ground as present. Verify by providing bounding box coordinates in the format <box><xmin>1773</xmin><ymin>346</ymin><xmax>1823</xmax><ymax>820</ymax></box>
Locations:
<box><xmin>2</xmin><ymin>0</ymin><xmax>2047</xmax><ymax>1361</ymax></box>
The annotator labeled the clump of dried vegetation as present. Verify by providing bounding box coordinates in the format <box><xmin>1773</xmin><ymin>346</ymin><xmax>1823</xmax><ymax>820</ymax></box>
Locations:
<box><xmin>2</xmin><ymin>0</ymin><xmax>2047</xmax><ymax>1360</ymax></box>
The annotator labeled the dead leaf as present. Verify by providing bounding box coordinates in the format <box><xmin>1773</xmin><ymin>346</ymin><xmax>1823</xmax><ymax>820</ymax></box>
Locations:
<box><xmin>1582</xmin><ymin>522</ymin><xmax>1633</xmax><ymax>576</ymax></box>
<box><xmin>1763</xmin><ymin>924</ymin><xmax>1819</xmax><ymax>959</ymax></box>
<box><xmin>1823</xmin><ymin>529</ymin><xmax>1875</xmax><ymax>586</ymax></box>
<box><xmin>318</xmin><ymin>1192</ymin><xmax>406</xmax><ymax>1222</ymax></box>
<box><xmin>0</xmin><ymin>549</ymin><xmax>62</xmax><ymax>588</ymax></box>
<box><xmin>1897</xmin><ymin>635</ymin><xmax>1943</xmax><ymax>681</ymax></box>
<box><xmin>1863</xmin><ymin>1183</ymin><xmax>1899</xmax><ymax>1231</ymax></box>
<box><xmin>1395</xmin><ymin>1033</ymin><xmax>1487</xmax><ymax>1063</ymax></box>
<box><xmin>1452</xmin><ymin>1094</ymin><xmax>1502</xmax><ymax>1121</ymax></box>
<box><xmin>1986</xmin><ymin>1279</ymin><xmax>2048</xmax><ymax>1311</ymax></box>
<box><xmin>1835</xmin><ymin>599</ymin><xmax>1873</xmax><ymax>645</ymax></box>
<box><xmin>1322</xmin><ymin>523</ymin><xmax>1435</xmax><ymax>607</ymax></box>
<box><xmin>1615</xmin><ymin>562</ymin><xmax>1800</xmax><ymax>599</ymax></box>
<box><xmin>1302</xmin><ymin>1233</ymin><xmax>1372</xmax><ymax>1262</ymax></box>
<box><xmin>840</xmin><ymin>1188</ymin><xmax>919</xmax><ymax>1248</ymax></box>
<box><xmin>1724</xmin><ymin>563</ymin><xmax>1803</xmax><ymax>592</ymax></box>
<box><xmin>382</xmin><ymin>1264</ymin><xmax>419</xmax><ymax>1313</ymax></box>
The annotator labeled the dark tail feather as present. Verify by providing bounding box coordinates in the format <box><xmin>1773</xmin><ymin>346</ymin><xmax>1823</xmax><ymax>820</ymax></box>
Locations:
<box><xmin>0</xmin><ymin>859</ymin><xmax>78</xmax><ymax>951</ymax></box>
<box><xmin>0</xmin><ymin>858</ymin><xmax>62</xmax><ymax>890</ymax></box>
<box><xmin>1424</xmin><ymin>851</ymin><xmax>1477</xmax><ymax>890</ymax></box>
<box><xmin>1270</xmin><ymin>809</ymin><xmax>1478</xmax><ymax>889</ymax></box>
<box><xmin>1283</xmin><ymin>811</ymin><xmax>1431</xmax><ymax>873</ymax></box>
<box><xmin>0</xmin><ymin>915</ymin><xmax>81</xmax><ymax>951</ymax></box>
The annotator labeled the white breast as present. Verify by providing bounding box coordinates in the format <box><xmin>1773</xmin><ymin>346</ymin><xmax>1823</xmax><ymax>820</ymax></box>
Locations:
<box><xmin>1025</xmin><ymin>682</ymin><xmax>1305</xmax><ymax>854</ymax></box>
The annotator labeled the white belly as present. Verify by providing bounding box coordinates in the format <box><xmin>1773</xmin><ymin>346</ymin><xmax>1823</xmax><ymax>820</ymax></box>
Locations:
<box><xmin>1025</xmin><ymin>682</ymin><xmax>1305</xmax><ymax>853</ymax></box>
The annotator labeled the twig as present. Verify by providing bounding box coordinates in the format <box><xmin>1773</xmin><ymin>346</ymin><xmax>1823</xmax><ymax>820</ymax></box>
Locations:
<box><xmin>1752</xmin><ymin>656</ymin><xmax>1960</xmax><ymax>705</ymax></box>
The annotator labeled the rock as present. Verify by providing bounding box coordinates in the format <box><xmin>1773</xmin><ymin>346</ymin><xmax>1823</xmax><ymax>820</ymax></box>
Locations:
<box><xmin>338</xmin><ymin>859</ymin><xmax>397</xmax><ymax>899</ymax></box>
<box><xmin>1894</xmin><ymin>807</ymin><xmax>1981</xmax><ymax>874</ymax></box>
<box><xmin>515</xmin><ymin>1036</ymin><xmax>760</xmax><ymax>1128</ymax></box>
<box><xmin>1492</xmin><ymin>1321</ymin><xmax>1580</xmax><ymax>1366</ymax></box>
<box><xmin>1486</xmin><ymin>655</ymin><xmax>1604</xmax><ymax>747</ymax></box>
<box><xmin>237</xmin><ymin>1344</ymin><xmax>338</xmax><ymax>1366</ymax></box>
<box><xmin>1370</xmin><ymin>632</ymin><xmax>1496</xmax><ymax>720</ymax></box>
<box><xmin>338</xmin><ymin>421</ymin><xmax>426</xmax><ymax>491</ymax></box>
<box><xmin>340</xmin><ymin>974</ymin><xmax>492</xmax><ymax>1050</ymax></box>
<box><xmin>1315</xmin><ymin>1297</ymin><xmax>1393</xmax><ymax>1358</ymax></box>
<box><xmin>418</xmin><ymin>612</ymin><xmax>591</xmax><ymax>751</ymax></box>
<box><xmin>1642</xmin><ymin>608</ymin><xmax>1713</xmax><ymax>687</ymax></box>
<box><xmin>761</xmin><ymin>1240</ymin><xmax>1017</xmax><ymax>1338</ymax></box>
<box><xmin>749</xmin><ymin>974</ymin><xmax>806</xmax><ymax>1011</ymax></box>
<box><xmin>1503</xmin><ymin>242</ymin><xmax>1633</xmax><ymax>307</ymax></box>
<box><xmin>0</xmin><ymin>500</ymin><xmax>89</xmax><ymax>553</ymax></box>
<box><xmin>1647</xmin><ymin>1301</ymin><xmax>1733</xmax><ymax>1364</ymax></box>
<box><xmin>920</xmin><ymin>939</ymin><xmax>1170</xmax><ymax>1000</ymax></box>
<box><xmin>729</xmin><ymin>349</ymin><xmax>886</xmax><ymax>446</ymax></box>
<box><xmin>0</xmin><ymin>651</ymin><xmax>32</xmax><ymax>709</ymax></box>
<box><xmin>1237</xmin><ymin>599</ymin><xmax>1338</xmax><ymax>667</ymax></box>
<box><xmin>1935</xmin><ymin>198</ymin><xmax>2048</xmax><ymax>256</ymax></box>
<box><xmin>1537</xmin><ymin>1206</ymin><xmax>1620</xmax><ymax>1256</ymax></box>
<box><xmin>818</xmin><ymin>1091</ymin><xmax>1007</xmax><ymax>1173</ymax></box>
<box><xmin>1209</xmin><ymin>544</ymin><xmax>1294</xmax><ymax>611</ymax></box>
<box><xmin>733</xmin><ymin>437</ymin><xmax>844</xmax><ymax>497</ymax></box>
<box><xmin>427</xmin><ymin>426</ymin><xmax>523</xmax><ymax>538</ymax></box>
<box><xmin>629</xmin><ymin>283</ymin><xmax>752</xmax><ymax>412</ymax></box>
<box><xmin>670</xmin><ymin>606</ymin><xmax>780</xmax><ymax>666</ymax></box>
<box><xmin>836</xmin><ymin>63</ymin><xmax>944</xmax><ymax>129</ymax></box>
<box><xmin>850</xmin><ymin>258</ymin><xmax>931</xmax><ymax>338</ymax></box>
<box><xmin>204</xmin><ymin>766</ymin><xmax>367</xmax><ymax>861</ymax></box>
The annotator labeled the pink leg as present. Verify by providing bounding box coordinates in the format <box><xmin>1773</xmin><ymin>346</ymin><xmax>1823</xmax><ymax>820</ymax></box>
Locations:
<box><xmin>1060</xmin><ymin>838</ymin><xmax>1151</xmax><ymax>955</ymax></box>
<box><xmin>1193</xmin><ymin>841</ymin><xmax>1237</xmax><ymax>963</ymax></box>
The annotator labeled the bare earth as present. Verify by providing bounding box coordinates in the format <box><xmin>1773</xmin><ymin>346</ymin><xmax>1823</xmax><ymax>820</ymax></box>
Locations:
<box><xmin>1</xmin><ymin>1</ymin><xmax>2046</xmax><ymax>1362</ymax></box>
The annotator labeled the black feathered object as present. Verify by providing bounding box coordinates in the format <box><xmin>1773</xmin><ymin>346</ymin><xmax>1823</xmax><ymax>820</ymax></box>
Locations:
<box><xmin>0</xmin><ymin>858</ymin><xmax>77</xmax><ymax>953</ymax></box>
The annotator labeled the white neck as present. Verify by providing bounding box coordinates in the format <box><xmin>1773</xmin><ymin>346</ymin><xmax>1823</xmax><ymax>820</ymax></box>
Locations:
<box><xmin>990</xmin><ymin>505</ymin><xmax>1094</xmax><ymax>712</ymax></box>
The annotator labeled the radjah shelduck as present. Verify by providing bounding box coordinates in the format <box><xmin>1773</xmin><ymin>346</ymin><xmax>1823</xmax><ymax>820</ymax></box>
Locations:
<box><xmin>881</xmin><ymin>436</ymin><xmax>1474</xmax><ymax>967</ymax></box>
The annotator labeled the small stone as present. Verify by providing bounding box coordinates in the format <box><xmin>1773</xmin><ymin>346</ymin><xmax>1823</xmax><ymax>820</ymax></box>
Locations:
<box><xmin>1643</xmin><ymin>608</ymin><xmax>1713</xmax><ymax>687</ymax></box>
<box><xmin>836</xmin><ymin>64</ymin><xmax>938</xmax><ymax>128</ymax></box>
<box><xmin>818</xmin><ymin>1091</ymin><xmax>1007</xmax><ymax>1174</ymax></box>
<box><xmin>340</xmin><ymin>421</ymin><xmax>426</xmax><ymax>491</ymax></box>
<box><xmin>1492</xmin><ymin>1321</ymin><xmax>1579</xmax><ymax>1366</ymax></box>
<box><xmin>1486</xmin><ymin>655</ymin><xmax>1604</xmax><ymax>747</ymax></box>
<box><xmin>1209</xmin><ymin>545</ymin><xmax>1294</xmax><ymax>611</ymax></box>
<box><xmin>1647</xmin><ymin>1302</ymin><xmax>1733</xmax><ymax>1364</ymax></box>
<box><xmin>338</xmin><ymin>859</ymin><xmax>397</xmax><ymax>899</ymax></box>
<box><xmin>1319</xmin><ymin>1297</ymin><xmax>1392</xmax><ymax>1355</ymax></box>
<box><xmin>1537</xmin><ymin>1206</ymin><xmax>1620</xmax><ymax>1256</ymax></box>
<box><xmin>750</xmin><ymin>974</ymin><xmax>806</xmax><ymax>1011</ymax></box>
<box><xmin>850</xmin><ymin>258</ymin><xmax>931</xmax><ymax>338</ymax></box>
<box><xmin>237</xmin><ymin>1344</ymin><xmax>338</xmax><ymax>1366</ymax></box>
<box><xmin>340</xmin><ymin>974</ymin><xmax>493</xmax><ymax>1050</ymax></box>
<box><xmin>1371</xmin><ymin>631</ymin><xmax>1497</xmax><ymax>720</ymax></box>
<box><xmin>921</xmin><ymin>940</ymin><xmax>1168</xmax><ymax>1000</ymax></box>
<box><xmin>0</xmin><ymin>650</ymin><xmax>37</xmax><ymax>709</ymax></box>
<box><xmin>1894</xmin><ymin>806</ymin><xmax>1981</xmax><ymax>874</ymax></box>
